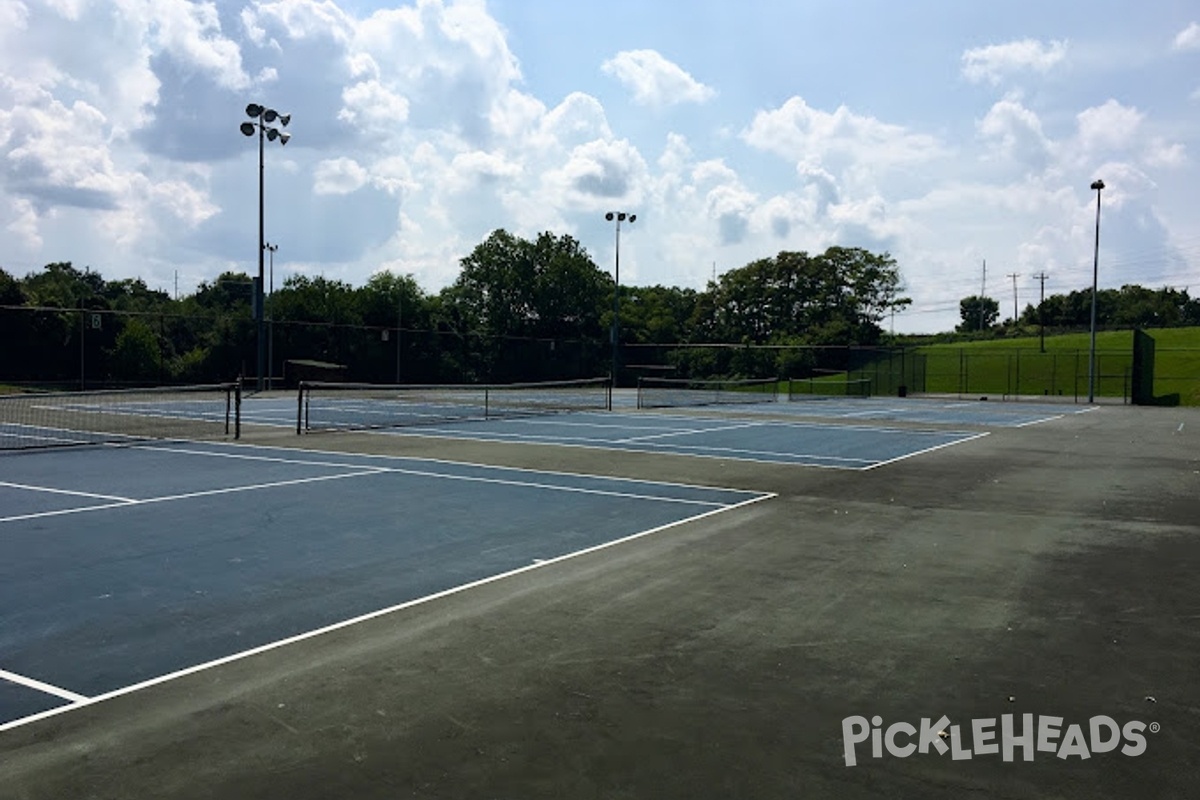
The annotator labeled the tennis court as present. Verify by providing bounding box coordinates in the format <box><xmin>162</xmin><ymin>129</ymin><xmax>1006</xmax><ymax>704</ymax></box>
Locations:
<box><xmin>0</xmin><ymin>439</ymin><xmax>769</xmax><ymax>729</ymax></box>
<box><xmin>6</xmin><ymin>378</ymin><xmax>1193</xmax><ymax>800</ymax></box>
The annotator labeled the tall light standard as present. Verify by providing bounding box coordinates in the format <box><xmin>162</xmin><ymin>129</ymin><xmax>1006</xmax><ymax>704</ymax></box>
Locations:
<box><xmin>240</xmin><ymin>103</ymin><xmax>291</xmax><ymax>391</ymax></box>
<box><xmin>605</xmin><ymin>211</ymin><xmax>635</xmax><ymax>385</ymax></box>
<box><xmin>1087</xmin><ymin>179</ymin><xmax>1105</xmax><ymax>404</ymax></box>
<box><xmin>264</xmin><ymin>242</ymin><xmax>278</xmax><ymax>390</ymax></box>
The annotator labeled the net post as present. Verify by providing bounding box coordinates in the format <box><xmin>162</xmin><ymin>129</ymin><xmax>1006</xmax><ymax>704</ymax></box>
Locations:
<box><xmin>606</xmin><ymin>378</ymin><xmax>613</xmax><ymax>411</ymax></box>
<box><xmin>485</xmin><ymin>387</ymin><xmax>490</xmax><ymax>420</ymax></box>
<box><xmin>234</xmin><ymin>380</ymin><xmax>242</xmax><ymax>439</ymax></box>
<box><xmin>636</xmin><ymin>377</ymin><xmax>644</xmax><ymax>410</ymax></box>
<box><xmin>296</xmin><ymin>382</ymin><xmax>304</xmax><ymax>435</ymax></box>
<box><xmin>225</xmin><ymin>385</ymin><xmax>231</xmax><ymax>435</ymax></box>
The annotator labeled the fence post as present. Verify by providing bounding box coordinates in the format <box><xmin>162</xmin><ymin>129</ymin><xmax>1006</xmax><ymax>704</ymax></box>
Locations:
<box><xmin>1015</xmin><ymin>350</ymin><xmax>1021</xmax><ymax>401</ymax></box>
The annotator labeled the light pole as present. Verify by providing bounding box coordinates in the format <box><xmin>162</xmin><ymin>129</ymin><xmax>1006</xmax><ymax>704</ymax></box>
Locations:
<box><xmin>1087</xmin><ymin>179</ymin><xmax>1105</xmax><ymax>404</ymax></box>
<box><xmin>605</xmin><ymin>211</ymin><xmax>635</xmax><ymax>386</ymax></box>
<box><xmin>240</xmin><ymin>103</ymin><xmax>291</xmax><ymax>391</ymax></box>
<box><xmin>264</xmin><ymin>242</ymin><xmax>278</xmax><ymax>390</ymax></box>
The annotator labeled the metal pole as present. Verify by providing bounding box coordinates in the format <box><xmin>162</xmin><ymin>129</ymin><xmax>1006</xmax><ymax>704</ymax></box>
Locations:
<box><xmin>79</xmin><ymin>303</ymin><xmax>85</xmax><ymax>391</ymax></box>
<box><xmin>256</xmin><ymin>119</ymin><xmax>266</xmax><ymax>392</ymax></box>
<box><xmin>396</xmin><ymin>282</ymin><xmax>403</xmax><ymax>384</ymax></box>
<box><xmin>1088</xmin><ymin>180</ymin><xmax>1104</xmax><ymax>403</ymax></box>
<box><xmin>267</xmin><ymin>243</ymin><xmax>276</xmax><ymax>390</ymax></box>
<box><xmin>612</xmin><ymin>219</ymin><xmax>620</xmax><ymax>386</ymax></box>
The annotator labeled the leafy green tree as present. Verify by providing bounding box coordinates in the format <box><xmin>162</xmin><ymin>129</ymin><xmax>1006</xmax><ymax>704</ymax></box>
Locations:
<box><xmin>697</xmin><ymin>247</ymin><xmax>905</xmax><ymax>346</ymax></box>
<box><xmin>441</xmin><ymin>229</ymin><xmax>609</xmax><ymax>380</ymax></box>
<box><xmin>21</xmin><ymin>262</ymin><xmax>105</xmax><ymax>307</ymax></box>
<box><xmin>958</xmin><ymin>295</ymin><xmax>1000</xmax><ymax>332</ymax></box>
<box><xmin>111</xmin><ymin>318</ymin><xmax>161</xmax><ymax>382</ymax></box>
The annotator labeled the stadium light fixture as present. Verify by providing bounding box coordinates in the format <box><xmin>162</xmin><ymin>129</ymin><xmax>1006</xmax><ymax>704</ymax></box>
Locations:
<box><xmin>240</xmin><ymin>103</ymin><xmax>292</xmax><ymax>391</ymax></box>
<box><xmin>1088</xmin><ymin>179</ymin><xmax>1104</xmax><ymax>404</ymax></box>
<box><xmin>605</xmin><ymin>211</ymin><xmax>636</xmax><ymax>386</ymax></box>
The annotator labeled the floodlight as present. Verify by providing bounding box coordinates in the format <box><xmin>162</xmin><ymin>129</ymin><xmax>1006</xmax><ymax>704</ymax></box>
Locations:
<box><xmin>278</xmin><ymin>113</ymin><xmax>291</xmax><ymax>127</ymax></box>
<box><xmin>605</xmin><ymin>212</ymin><xmax>614</xmax><ymax>221</ymax></box>
<box><xmin>629</xmin><ymin>214</ymin><xmax>636</xmax><ymax>223</ymax></box>
<box><xmin>240</xmin><ymin>122</ymin><xmax>255</xmax><ymax>136</ymax></box>
<box><xmin>1091</xmin><ymin>179</ymin><xmax>1105</xmax><ymax>191</ymax></box>
<box><xmin>267</xmin><ymin>128</ymin><xmax>279</xmax><ymax>141</ymax></box>
<box><xmin>245</xmin><ymin>103</ymin><xmax>263</xmax><ymax>118</ymax></box>
<box><xmin>279</xmin><ymin>132</ymin><xmax>291</xmax><ymax>145</ymax></box>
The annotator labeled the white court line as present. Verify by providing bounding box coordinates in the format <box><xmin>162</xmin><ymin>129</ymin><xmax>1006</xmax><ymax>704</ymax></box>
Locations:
<box><xmin>0</xmin><ymin>446</ymin><xmax>739</xmax><ymax>526</ymax></box>
<box><xmin>209</xmin><ymin>440</ymin><xmax>767</xmax><ymax>497</ymax></box>
<box><xmin>0</xmin><ymin>470</ymin><xmax>387</xmax><ymax>525</ymax></box>
<box><xmin>1013</xmin><ymin>414</ymin><xmax>1065</xmax><ymax>428</ymax></box>
<box><xmin>623</xmin><ymin>439</ymin><xmax>876</xmax><ymax>464</ymax></box>
<box><xmin>508</xmin><ymin>417</ymin><xmax>697</xmax><ymax>432</ymax></box>
<box><xmin>368</xmin><ymin>466</ymin><xmax>730</xmax><ymax>507</ymax></box>
<box><xmin>0</xmin><ymin>481</ymin><xmax>135</xmax><ymax>503</ymax></box>
<box><xmin>0</xmin><ymin>491</ymin><xmax>775</xmax><ymax>734</ymax></box>
<box><xmin>135</xmin><ymin>444</ymin><xmax>731</xmax><ymax>508</ymax></box>
<box><xmin>378</xmin><ymin>428</ymin><xmax>879</xmax><ymax>469</ymax></box>
<box><xmin>862</xmin><ymin>431</ymin><xmax>991</xmax><ymax>470</ymax></box>
<box><xmin>0</xmin><ymin>669</ymin><xmax>89</xmax><ymax>703</ymax></box>
<box><xmin>616</xmin><ymin>421</ymin><xmax>764</xmax><ymax>444</ymax></box>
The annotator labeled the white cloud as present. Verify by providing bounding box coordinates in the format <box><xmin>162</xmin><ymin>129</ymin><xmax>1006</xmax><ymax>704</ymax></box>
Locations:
<box><xmin>339</xmin><ymin>79</ymin><xmax>410</xmax><ymax>132</ymax></box>
<box><xmin>741</xmin><ymin>96</ymin><xmax>943</xmax><ymax>176</ymax></box>
<box><xmin>961</xmin><ymin>39</ymin><xmax>1068</xmax><ymax>85</ymax></box>
<box><xmin>545</xmin><ymin>138</ymin><xmax>646</xmax><ymax>207</ymax></box>
<box><xmin>1143</xmin><ymin>139</ymin><xmax>1186</xmax><ymax>168</ymax></box>
<box><xmin>447</xmin><ymin>149</ymin><xmax>521</xmax><ymax>190</ymax></box>
<box><xmin>601</xmin><ymin>49</ymin><xmax>715</xmax><ymax>107</ymax></box>
<box><xmin>1173</xmin><ymin>22</ymin><xmax>1200</xmax><ymax>51</ymax></box>
<box><xmin>313</xmin><ymin>157</ymin><xmax>369</xmax><ymax>194</ymax></box>
<box><xmin>977</xmin><ymin>93</ymin><xmax>1052</xmax><ymax>167</ymax></box>
<box><xmin>1076</xmin><ymin>99</ymin><xmax>1144</xmax><ymax>153</ymax></box>
<box><xmin>144</xmin><ymin>0</ymin><xmax>251</xmax><ymax>91</ymax></box>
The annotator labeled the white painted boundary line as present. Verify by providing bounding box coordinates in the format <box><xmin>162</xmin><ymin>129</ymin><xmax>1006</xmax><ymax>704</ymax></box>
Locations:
<box><xmin>137</xmin><ymin>441</ymin><xmax>767</xmax><ymax>498</ymax></box>
<box><xmin>0</xmin><ymin>470</ymin><xmax>387</xmax><ymax>524</ymax></box>
<box><xmin>1013</xmin><ymin>414</ymin><xmax>1066</xmax><ymax>428</ymax></box>
<box><xmin>0</xmin><ymin>491</ymin><xmax>776</xmax><ymax>733</ymax></box>
<box><xmin>862</xmin><ymin>431</ymin><xmax>991</xmax><ymax>470</ymax></box>
<box><xmin>0</xmin><ymin>481</ymin><xmax>135</xmax><ymax>503</ymax></box>
<box><xmin>616</xmin><ymin>421</ymin><xmax>765</xmax><ymax>444</ymax></box>
<box><xmin>379</xmin><ymin>429</ymin><xmax>877</xmax><ymax>469</ymax></box>
<box><xmin>205</xmin><ymin>438</ymin><xmax>763</xmax><ymax>494</ymax></box>
<box><xmin>0</xmin><ymin>669</ymin><xmax>88</xmax><ymax>703</ymax></box>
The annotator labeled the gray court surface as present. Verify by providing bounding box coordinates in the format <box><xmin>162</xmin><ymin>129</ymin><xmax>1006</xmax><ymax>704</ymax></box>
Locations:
<box><xmin>1</xmin><ymin>403</ymin><xmax>1198</xmax><ymax>800</ymax></box>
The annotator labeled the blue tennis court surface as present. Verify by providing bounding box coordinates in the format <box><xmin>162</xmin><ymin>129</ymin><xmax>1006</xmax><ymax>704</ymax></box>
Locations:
<box><xmin>231</xmin><ymin>397</ymin><xmax>992</xmax><ymax>468</ymax></box>
<box><xmin>0</xmin><ymin>441</ymin><xmax>769</xmax><ymax>730</ymax></box>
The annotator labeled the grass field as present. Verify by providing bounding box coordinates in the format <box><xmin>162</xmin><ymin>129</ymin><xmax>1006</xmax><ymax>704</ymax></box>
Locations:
<box><xmin>911</xmin><ymin>327</ymin><xmax>1200</xmax><ymax>405</ymax></box>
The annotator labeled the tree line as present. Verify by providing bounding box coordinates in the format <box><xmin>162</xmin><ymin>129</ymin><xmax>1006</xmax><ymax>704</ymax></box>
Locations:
<box><xmin>2</xmin><ymin>231</ymin><xmax>909</xmax><ymax>387</ymax></box>
<box><xmin>956</xmin><ymin>286</ymin><xmax>1200</xmax><ymax>338</ymax></box>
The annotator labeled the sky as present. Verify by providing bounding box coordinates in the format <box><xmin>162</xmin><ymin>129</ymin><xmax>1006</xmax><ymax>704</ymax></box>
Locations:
<box><xmin>1</xmin><ymin>0</ymin><xmax>1198</xmax><ymax>333</ymax></box>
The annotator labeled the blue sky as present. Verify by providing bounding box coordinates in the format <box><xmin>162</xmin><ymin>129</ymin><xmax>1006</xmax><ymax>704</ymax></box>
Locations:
<box><xmin>1</xmin><ymin>0</ymin><xmax>1198</xmax><ymax>333</ymax></box>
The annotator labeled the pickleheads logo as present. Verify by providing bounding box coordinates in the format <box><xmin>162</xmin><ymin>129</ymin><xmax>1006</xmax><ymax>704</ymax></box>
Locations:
<box><xmin>842</xmin><ymin>715</ymin><xmax>1158</xmax><ymax>766</ymax></box>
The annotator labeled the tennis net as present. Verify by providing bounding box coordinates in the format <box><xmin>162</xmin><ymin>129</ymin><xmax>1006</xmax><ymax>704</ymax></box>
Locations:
<box><xmin>298</xmin><ymin>377</ymin><xmax>612</xmax><ymax>433</ymax></box>
<box><xmin>636</xmin><ymin>377</ymin><xmax>779</xmax><ymax>409</ymax></box>
<box><xmin>0</xmin><ymin>383</ymin><xmax>241</xmax><ymax>451</ymax></box>
<box><xmin>787</xmin><ymin>376</ymin><xmax>873</xmax><ymax>400</ymax></box>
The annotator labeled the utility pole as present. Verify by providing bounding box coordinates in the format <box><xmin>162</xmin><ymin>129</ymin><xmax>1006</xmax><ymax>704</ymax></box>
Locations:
<box><xmin>979</xmin><ymin>259</ymin><xmax>987</xmax><ymax>331</ymax></box>
<box><xmin>1033</xmin><ymin>272</ymin><xmax>1049</xmax><ymax>352</ymax></box>
<box><xmin>1006</xmin><ymin>272</ymin><xmax>1021</xmax><ymax>324</ymax></box>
